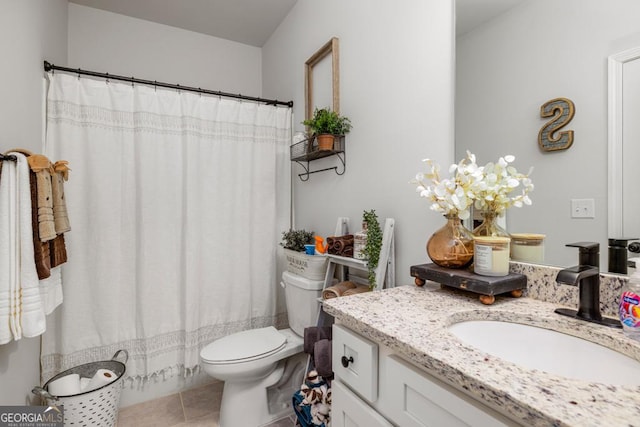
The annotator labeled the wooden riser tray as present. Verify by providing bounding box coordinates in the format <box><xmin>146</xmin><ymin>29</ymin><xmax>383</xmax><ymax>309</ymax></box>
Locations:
<box><xmin>410</xmin><ymin>263</ymin><xmax>526</xmax><ymax>305</ymax></box>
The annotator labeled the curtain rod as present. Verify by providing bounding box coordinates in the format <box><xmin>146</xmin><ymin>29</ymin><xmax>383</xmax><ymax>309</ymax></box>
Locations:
<box><xmin>43</xmin><ymin>61</ymin><xmax>293</xmax><ymax>108</ymax></box>
<box><xmin>0</xmin><ymin>153</ymin><xmax>17</xmax><ymax>162</ymax></box>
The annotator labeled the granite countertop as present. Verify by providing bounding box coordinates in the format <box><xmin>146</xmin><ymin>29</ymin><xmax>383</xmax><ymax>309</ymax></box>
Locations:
<box><xmin>323</xmin><ymin>284</ymin><xmax>640</xmax><ymax>427</ymax></box>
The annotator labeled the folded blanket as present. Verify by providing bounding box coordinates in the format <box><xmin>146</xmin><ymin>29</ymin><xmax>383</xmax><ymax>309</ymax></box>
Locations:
<box><xmin>322</xmin><ymin>281</ymin><xmax>357</xmax><ymax>300</ymax></box>
<box><xmin>51</xmin><ymin>160</ymin><xmax>71</xmax><ymax>234</ymax></box>
<box><xmin>342</xmin><ymin>285</ymin><xmax>371</xmax><ymax>296</ymax></box>
<box><xmin>313</xmin><ymin>339</ymin><xmax>333</xmax><ymax>379</ymax></box>
<box><xmin>27</xmin><ymin>155</ymin><xmax>56</xmax><ymax>242</ymax></box>
<box><xmin>303</xmin><ymin>326</ymin><xmax>332</xmax><ymax>355</ymax></box>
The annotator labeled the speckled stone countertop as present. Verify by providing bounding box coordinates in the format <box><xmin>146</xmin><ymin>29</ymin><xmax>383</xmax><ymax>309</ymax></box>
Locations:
<box><xmin>323</xmin><ymin>269</ymin><xmax>640</xmax><ymax>427</ymax></box>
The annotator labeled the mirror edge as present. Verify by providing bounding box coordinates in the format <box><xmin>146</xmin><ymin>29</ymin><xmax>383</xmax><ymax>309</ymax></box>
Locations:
<box><xmin>608</xmin><ymin>46</ymin><xmax>640</xmax><ymax>238</ymax></box>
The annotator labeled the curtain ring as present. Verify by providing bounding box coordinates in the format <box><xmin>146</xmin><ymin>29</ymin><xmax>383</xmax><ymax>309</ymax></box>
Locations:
<box><xmin>131</xmin><ymin>77</ymin><xmax>135</xmax><ymax>88</ymax></box>
<box><xmin>105</xmin><ymin>72</ymin><xmax>109</xmax><ymax>84</ymax></box>
<box><xmin>154</xmin><ymin>81</ymin><xmax>157</xmax><ymax>92</ymax></box>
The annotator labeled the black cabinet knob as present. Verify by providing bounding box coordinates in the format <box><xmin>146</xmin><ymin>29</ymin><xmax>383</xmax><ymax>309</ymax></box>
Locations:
<box><xmin>341</xmin><ymin>355</ymin><xmax>354</xmax><ymax>368</ymax></box>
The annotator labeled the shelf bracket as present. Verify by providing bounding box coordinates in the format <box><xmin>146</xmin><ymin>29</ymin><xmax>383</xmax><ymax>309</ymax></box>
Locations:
<box><xmin>295</xmin><ymin>151</ymin><xmax>345</xmax><ymax>181</ymax></box>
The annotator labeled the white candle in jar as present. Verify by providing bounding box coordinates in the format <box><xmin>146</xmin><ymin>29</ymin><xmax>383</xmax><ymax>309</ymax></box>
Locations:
<box><xmin>510</xmin><ymin>233</ymin><xmax>545</xmax><ymax>263</ymax></box>
<box><xmin>474</xmin><ymin>236</ymin><xmax>511</xmax><ymax>276</ymax></box>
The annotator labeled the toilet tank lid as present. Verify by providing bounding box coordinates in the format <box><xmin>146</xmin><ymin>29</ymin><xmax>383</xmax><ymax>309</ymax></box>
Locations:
<box><xmin>282</xmin><ymin>271</ymin><xmax>325</xmax><ymax>291</ymax></box>
<box><xmin>200</xmin><ymin>326</ymin><xmax>287</xmax><ymax>363</ymax></box>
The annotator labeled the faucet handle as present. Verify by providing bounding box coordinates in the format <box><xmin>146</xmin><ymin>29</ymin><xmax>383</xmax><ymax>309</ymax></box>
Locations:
<box><xmin>608</xmin><ymin>238</ymin><xmax>639</xmax><ymax>274</ymax></box>
<box><xmin>565</xmin><ymin>242</ymin><xmax>599</xmax><ymax>267</ymax></box>
<box><xmin>608</xmin><ymin>238</ymin><xmax>639</xmax><ymax>247</ymax></box>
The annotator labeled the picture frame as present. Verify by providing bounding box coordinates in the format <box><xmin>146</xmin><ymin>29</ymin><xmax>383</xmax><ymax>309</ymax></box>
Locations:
<box><xmin>305</xmin><ymin>37</ymin><xmax>340</xmax><ymax>122</ymax></box>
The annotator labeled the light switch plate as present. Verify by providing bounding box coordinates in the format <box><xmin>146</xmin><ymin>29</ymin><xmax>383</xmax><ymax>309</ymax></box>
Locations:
<box><xmin>571</xmin><ymin>198</ymin><xmax>595</xmax><ymax>218</ymax></box>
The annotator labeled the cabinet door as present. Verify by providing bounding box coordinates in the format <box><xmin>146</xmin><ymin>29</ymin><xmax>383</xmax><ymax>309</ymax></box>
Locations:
<box><xmin>332</xmin><ymin>379</ymin><xmax>393</xmax><ymax>427</ymax></box>
<box><xmin>332</xmin><ymin>324</ymin><xmax>378</xmax><ymax>402</ymax></box>
<box><xmin>380</xmin><ymin>355</ymin><xmax>513</xmax><ymax>427</ymax></box>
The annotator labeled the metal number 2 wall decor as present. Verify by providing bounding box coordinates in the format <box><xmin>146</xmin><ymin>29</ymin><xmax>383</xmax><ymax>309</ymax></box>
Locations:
<box><xmin>538</xmin><ymin>97</ymin><xmax>575</xmax><ymax>151</ymax></box>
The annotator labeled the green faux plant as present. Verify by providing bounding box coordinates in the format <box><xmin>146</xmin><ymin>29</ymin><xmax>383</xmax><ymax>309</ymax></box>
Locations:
<box><xmin>280</xmin><ymin>229</ymin><xmax>315</xmax><ymax>252</ymax></box>
<box><xmin>302</xmin><ymin>107</ymin><xmax>352</xmax><ymax>136</ymax></box>
<box><xmin>362</xmin><ymin>209</ymin><xmax>383</xmax><ymax>289</ymax></box>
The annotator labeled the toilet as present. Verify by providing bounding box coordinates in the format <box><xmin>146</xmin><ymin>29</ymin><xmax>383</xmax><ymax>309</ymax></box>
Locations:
<box><xmin>200</xmin><ymin>271</ymin><xmax>324</xmax><ymax>427</ymax></box>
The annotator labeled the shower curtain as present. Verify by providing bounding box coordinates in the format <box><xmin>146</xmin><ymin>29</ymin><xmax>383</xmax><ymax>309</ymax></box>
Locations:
<box><xmin>41</xmin><ymin>73</ymin><xmax>292</xmax><ymax>381</ymax></box>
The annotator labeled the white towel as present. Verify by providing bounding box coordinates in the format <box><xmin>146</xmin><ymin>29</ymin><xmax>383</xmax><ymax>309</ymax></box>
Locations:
<box><xmin>39</xmin><ymin>266</ymin><xmax>63</xmax><ymax>315</ymax></box>
<box><xmin>0</xmin><ymin>157</ymin><xmax>17</xmax><ymax>343</ymax></box>
<box><xmin>14</xmin><ymin>153</ymin><xmax>46</xmax><ymax>338</ymax></box>
<box><xmin>0</xmin><ymin>153</ymin><xmax>46</xmax><ymax>344</ymax></box>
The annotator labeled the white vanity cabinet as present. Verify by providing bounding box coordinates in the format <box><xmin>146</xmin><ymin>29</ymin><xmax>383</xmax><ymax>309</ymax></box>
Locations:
<box><xmin>332</xmin><ymin>324</ymin><xmax>520</xmax><ymax>427</ymax></box>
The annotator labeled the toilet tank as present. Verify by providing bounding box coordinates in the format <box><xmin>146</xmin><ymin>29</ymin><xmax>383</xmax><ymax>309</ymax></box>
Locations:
<box><xmin>281</xmin><ymin>271</ymin><xmax>324</xmax><ymax>336</ymax></box>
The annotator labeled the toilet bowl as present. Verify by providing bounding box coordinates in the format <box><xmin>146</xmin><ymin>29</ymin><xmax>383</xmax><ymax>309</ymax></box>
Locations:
<box><xmin>200</xmin><ymin>271</ymin><xmax>324</xmax><ymax>427</ymax></box>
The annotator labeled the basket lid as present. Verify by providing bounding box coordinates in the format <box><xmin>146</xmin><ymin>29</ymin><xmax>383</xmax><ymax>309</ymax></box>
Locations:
<box><xmin>200</xmin><ymin>326</ymin><xmax>286</xmax><ymax>364</ymax></box>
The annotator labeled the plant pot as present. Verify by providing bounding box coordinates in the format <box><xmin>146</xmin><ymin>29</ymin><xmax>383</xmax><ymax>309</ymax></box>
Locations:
<box><xmin>317</xmin><ymin>134</ymin><xmax>335</xmax><ymax>151</ymax></box>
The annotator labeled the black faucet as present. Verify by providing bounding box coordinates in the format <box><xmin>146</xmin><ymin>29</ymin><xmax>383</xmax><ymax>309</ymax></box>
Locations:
<box><xmin>555</xmin><ymin>242</ymin><xmax>621</xmax><ymax>328</ymax></box>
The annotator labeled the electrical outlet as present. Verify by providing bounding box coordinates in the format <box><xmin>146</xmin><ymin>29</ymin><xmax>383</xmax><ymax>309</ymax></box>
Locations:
<box><xmin>571</xmin><ymin>198</ymin><xmax>595</xmax><ymax>218</ymax></box>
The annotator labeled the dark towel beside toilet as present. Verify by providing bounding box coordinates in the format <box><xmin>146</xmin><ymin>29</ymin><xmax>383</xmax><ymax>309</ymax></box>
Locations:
<box><xmin>303</xmin><ymin>326</ymin><xmax>332</xmax><ymax>355</ymax></box>
<box><xmin>313</xmin><ymin>339</ymin><xmax>333</xmax><ymax>378</ymax></box>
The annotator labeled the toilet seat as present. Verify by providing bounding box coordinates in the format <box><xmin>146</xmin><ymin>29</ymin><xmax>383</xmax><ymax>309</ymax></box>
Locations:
<box><xmin>201</xmin><ymin>326</ymin><xmax>287</xmax><ymax>365</ymax></box>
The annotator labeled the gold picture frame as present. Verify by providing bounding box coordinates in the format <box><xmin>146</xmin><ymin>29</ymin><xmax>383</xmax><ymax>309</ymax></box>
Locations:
<box><xmin>305</xmin><ymin>37</ymin><xmax>340</xmax><ymax>121</ymax></box>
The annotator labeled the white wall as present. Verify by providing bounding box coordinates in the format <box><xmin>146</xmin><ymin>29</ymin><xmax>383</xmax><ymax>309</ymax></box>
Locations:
<box><xmin>68</xmin><ymin>3</ymin><xmax>262</xmax><ymax>96</ymax></box>
<box><xmin>456</xmin><ymin>0</ymin><xmax>640</xmax><ymax>268</ymax></box>
<box><xmin>263</xmin><ymin>0</ymin><xmax>456</xmax><ymax>283</ymax></box>
<box><xmin>0</xmin><ymin>0</ymin><xmax>68</xmax><ymax>405</ymax></box>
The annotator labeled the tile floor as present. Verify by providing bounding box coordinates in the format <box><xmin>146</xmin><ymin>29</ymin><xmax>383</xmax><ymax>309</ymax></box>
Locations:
<box><xmin>116</xmin><ymin>381</ymin><xmax>296</xmax><ymax>427</ymax></box>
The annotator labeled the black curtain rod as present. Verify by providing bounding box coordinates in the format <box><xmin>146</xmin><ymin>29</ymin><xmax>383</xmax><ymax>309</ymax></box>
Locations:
<box><xmin>43</xmin><ymin>61</ymin><xmax>293</xmax><ymax>108</ymax></box>
<box><xmin>0</xmin><ymin>153</ymin><xmax>17</xmax><ymax>162</ymax></box>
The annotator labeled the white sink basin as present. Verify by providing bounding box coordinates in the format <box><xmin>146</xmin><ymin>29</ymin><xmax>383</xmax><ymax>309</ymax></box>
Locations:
<box><xmin>449</xmin><ymin>320</ymin><xmax>640</xmax><ymax>386</ymax></box>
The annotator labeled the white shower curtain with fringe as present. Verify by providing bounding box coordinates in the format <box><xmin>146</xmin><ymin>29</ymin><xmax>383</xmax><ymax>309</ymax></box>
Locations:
<box><xmin>41</xmin><ymin>73</ymin><xmax>292</xmax><ymax>382</ymax></box>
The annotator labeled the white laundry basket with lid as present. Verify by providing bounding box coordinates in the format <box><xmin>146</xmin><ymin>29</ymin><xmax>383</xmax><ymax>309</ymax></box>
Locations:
<box><xmin>33</xmin><ymin>349</ymin><xmax>128</xmax><ymax>427</ymax></box>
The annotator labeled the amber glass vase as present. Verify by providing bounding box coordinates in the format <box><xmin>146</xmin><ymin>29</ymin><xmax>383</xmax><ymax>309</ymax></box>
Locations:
<box><xmin>426</xmin><ymin>214</ymin><xmax>474</xmax><ymax>268</ymax></box>
<box><xmin>473</xmin><ymin>211</ymin><xmax>510</xmax><ymax>238</ymax></box>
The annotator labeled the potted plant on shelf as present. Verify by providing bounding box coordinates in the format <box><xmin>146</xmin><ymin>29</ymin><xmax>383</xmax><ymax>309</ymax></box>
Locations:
<box><xmin>280</xmin><ymin>229</ymin><xmax>328</xmax><ymax>281</ymax></box>
<box><xmin>361</xmin><ymin>209</ymin><xmax>383</xmax><ymax>290</ymax></box>
<box><xmin>281</xmin><ymin>229</ymin><xmax>314</xmax><ymax>252</ymax></box>
<box><xmin>302</xmin><ymin>107</ymin><xmax>352</xmax><ymax>151</ymax></box>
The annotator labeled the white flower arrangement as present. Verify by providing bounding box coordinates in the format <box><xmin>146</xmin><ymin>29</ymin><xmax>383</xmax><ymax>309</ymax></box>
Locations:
<box><xmin>411</xmin><ymin>152</ymin><xmax>533</xmax><ymax>219</ymax></box>
<box><xmin>469</xmin><ymin>155</ymin><xmax>534</xmax><ymax>216</ymax></box>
